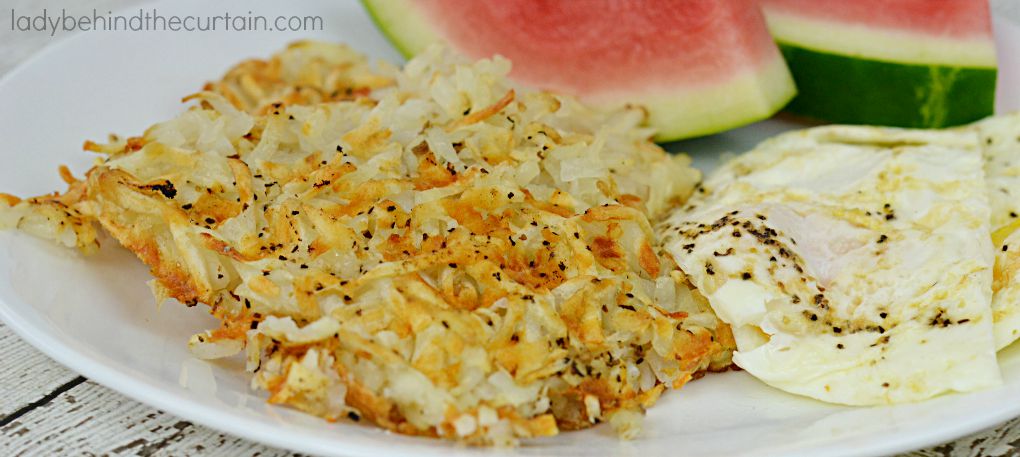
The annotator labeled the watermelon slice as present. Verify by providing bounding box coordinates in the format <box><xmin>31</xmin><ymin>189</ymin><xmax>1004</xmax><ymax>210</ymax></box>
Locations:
<box><xmin>362</xmin><ymin>0</ymin><xmax>796</xmax><ymax>142</ymax></box>
<box><xmin>761</xmin><ymin>0</ymin><xmax>998</xmax><ymax>128</ymax></box>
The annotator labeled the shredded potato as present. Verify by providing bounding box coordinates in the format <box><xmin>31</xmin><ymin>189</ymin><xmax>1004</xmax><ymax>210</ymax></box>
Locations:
<box><xmin>0</xmin><ymin>41</ymin><xmax>733</xmax><ymax>444</ymax></box>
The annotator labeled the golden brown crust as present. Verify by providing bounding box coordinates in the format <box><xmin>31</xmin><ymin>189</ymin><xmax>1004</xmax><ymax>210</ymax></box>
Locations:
<box><xmin>0</xmin><ymin>42</ymin><xmax>732</xmax><ymax>445</ymax></box>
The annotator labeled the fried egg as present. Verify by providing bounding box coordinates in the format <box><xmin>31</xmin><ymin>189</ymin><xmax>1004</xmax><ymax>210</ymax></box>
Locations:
<box><xmin>661</xmin><ymin>125</ymin><xmax>1002</xmax><ymax>405</ymax></box>
<box><xmin>974</xmin><ymin>113</ymin><xmax>1020</xmax><ymax>349</ymax></box>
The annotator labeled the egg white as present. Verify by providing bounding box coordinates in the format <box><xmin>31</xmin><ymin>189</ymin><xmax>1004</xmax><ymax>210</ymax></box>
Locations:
<box><xmin>661</xmin><ymin>125</ymin><xmax>1001</xmax><ymax>405</ymax></box>
<box><xmin>972</xmin><ymin>113</ymin><xmax>1020</xmax><ymax>349</ymax></box>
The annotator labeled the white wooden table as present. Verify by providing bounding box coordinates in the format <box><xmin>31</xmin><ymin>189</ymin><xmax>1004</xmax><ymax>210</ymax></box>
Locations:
<box><xmin>2</xmin><ymin>1</ymin><xmax>1020</xmax><ymax>455</ymax></box>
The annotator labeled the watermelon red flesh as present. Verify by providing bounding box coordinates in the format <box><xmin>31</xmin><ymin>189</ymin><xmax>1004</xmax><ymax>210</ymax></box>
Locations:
<box><xmin>760</xmin><ymin>0</ymin><xmax>997</xmax><ymax>128</ymax></box>
<box><xmin>410</xmin><ymin>1</ymin><xmax>777</xmax><ymax>98</ymax></box>
<box><xmin>363</xmin><ymin>0</ymin><xmax>796</xmax><ymax>142</ymax></box>
<box><xmin>763</xmin><ymin>0</ymin><xmax>993</xmax><ymax>39</ymax></box>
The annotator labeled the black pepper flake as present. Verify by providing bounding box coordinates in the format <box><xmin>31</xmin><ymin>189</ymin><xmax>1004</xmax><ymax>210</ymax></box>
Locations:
<box><xmin>741</xmin><ymin>272</ymin><xmax>752</xmax><ymax>280</ymax></box>
<box><xmin>146</xmin><ymin>181</ymin><xmax>177</xmax><ymax>199</ymax></box>
<box><xmin>507</xmin><ymin>192</ymin><xmax>515</xmax><ymax>199</ymax></box>
<box><xmin>877</xmin><ymin>234</ymin><xmax>888</xmax><ymax>244</ymax></box>
<box><xmin>879</xmin><ymin>312</ymin><xmax>888</xmax><ymax>319</ymax></box>
<box><xmin>836</xmin><ymin>343</ymin><xmax>844</xmax><ymax>349</ymax></box>
<box><xmin>300</xmin><ymin>264</ymin><xmax>308</xmax><ymax>269</ymax></box>
<box><xmin>1004</xmin><ymin>245</ymin><xmax>1009</xmax><ymax>252</ymax></box>
<box><xmin>706</xmin><ymin>263</ymin><xmax>715</xmax><ymax>275</ymax></box>
<box><xmin>347</xmin><ymin>411</ymin><xmax>360</xmax><ymax>422</ymax></box>
<box><xmin>387</xmin><ymin>205</ymin><xmax>396</xmax><ymax>212</ymax></box>
<box><xmin>833</xmin><ymin>326</ymin><xmax>842</xmax><ymax>334</ymax></box>
<box><xmin>278</xmin><ymin>255</ymin><xmax>287</xmax><ymax>261</ymax></box>
<box><xmin>181</xmin><ymin>203</ymin><xmax>193</xmax><ymax>210</ymax></box>
<box><xmin>732</xmin><ymin>230</ymin><xmax>741</xmax><ymax>237</ymax></box>
<box><xmin>336</xmin><ymin>145</ymin><xmax>344</xmax><ymax>152</ymax></box>
<box><xmin>1012</xmin><ymin>212</ymin><xmax>1018</xmax><ymax>218</ymax></box>
<box><xmin>449</xmin><ymin>263</ymin><xmax>457</xmax><ymax>268</ymax></box>
<box><xmin>343</xmin><ymin>295</ymin><xmax>352</xmax><ymax>302</ymax></box>
<box><xmin>362</xmin><ymin>230</ymin><xmax>373</xmax><ymax>239</ymax></box>
<box><xmin>204</xmin><ymin>217</ymin><xmax>216</xmax><ymax>224</ymax></box>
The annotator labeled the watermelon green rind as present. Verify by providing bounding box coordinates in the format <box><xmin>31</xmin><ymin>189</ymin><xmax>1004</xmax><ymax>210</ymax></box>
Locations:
<box><xmin>361</xmin><ymin>0</ymin><xmax>797</xmax><ymax>142</ymax></box>
<box><xmin>362</xmin><ymin>0</ymin><xmax>435</xmax><ymax>59</ymax></box>
<box><xmin>761</xmin><ymin>2</ymin><xmax>997</xmax><ymax>128</ymax></box>
<box><xmin>778</xmin><ymin>42</ymin><xmax>997</xmax><ymax>128</ymax></box>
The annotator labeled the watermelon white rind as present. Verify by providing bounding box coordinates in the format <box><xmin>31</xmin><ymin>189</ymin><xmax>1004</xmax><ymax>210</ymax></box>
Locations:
<box><xmin>762</xmin><ymin>2</ymin><xmax>997</xmax><ymax>128</ymax></box>
<box><xmin>642</xmin><ymin>55</ymin><xmax>796</xmax><ymax>141</ymax></box>
<box><xmin>362</xmin><ymin>0</ymin><xmax>797</xmax><ymax>142</ymax></box>
<box><xmin>765</xmin><ymin>9</ymin><xmax>997</xmax><ymax>68</ymax></box>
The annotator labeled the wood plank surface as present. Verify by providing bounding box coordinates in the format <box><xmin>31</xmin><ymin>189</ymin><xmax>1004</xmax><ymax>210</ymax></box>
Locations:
<box><xmin>0</xmin><ymin>323</ymin><xmax>79</xmax><ymax>420</ymax></box>
<box><xmin>0</xmin><ymin>377</ymin><xmax>294</xmax><ymax>457</ymax></box>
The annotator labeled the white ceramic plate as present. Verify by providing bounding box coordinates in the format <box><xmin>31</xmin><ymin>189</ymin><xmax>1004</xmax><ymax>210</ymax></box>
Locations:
<box><xmin>2</xmin><ymin>1</ymin><xmax>1020</xmax><ymax>456</ymax></box>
